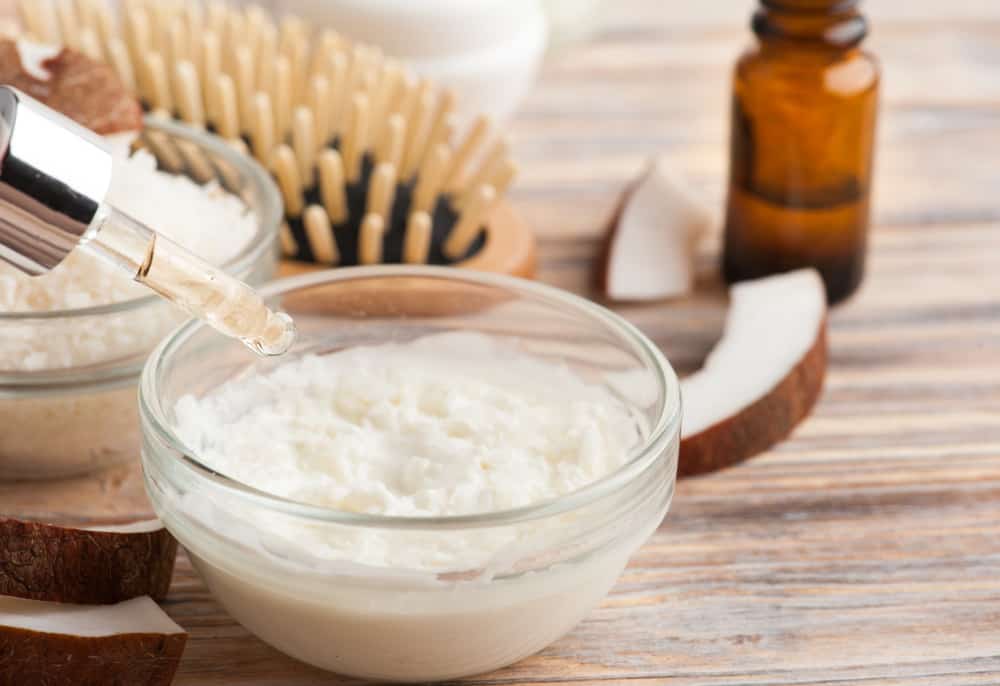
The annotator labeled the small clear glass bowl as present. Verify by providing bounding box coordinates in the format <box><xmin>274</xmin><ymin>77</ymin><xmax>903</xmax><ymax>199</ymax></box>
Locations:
<box><xmin>140</xmin><ymin>266</ymin><xmax>680</xmax><ymax>682</ymax></box>
<box><xmin>0</xmin><ymin>117</ymin><xmax>281</xmax><ymax>480</ymax></box>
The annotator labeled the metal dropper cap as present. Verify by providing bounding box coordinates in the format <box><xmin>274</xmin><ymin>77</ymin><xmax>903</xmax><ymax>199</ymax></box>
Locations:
<box><xmin>0</xmin><ymin>85</ymin><xmax>113</xmax><ymax>275</ymax></box>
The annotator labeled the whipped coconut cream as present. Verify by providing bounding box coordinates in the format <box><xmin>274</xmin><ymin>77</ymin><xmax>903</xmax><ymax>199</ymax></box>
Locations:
<box><xmin>175</xmin><ymin>332</ymin><xmax>641</xmax><ymax>524</ymax></box>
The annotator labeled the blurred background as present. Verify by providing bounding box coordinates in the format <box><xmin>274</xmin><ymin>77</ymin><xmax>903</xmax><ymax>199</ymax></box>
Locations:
<box><xmin>238</xmin><ymin>0</ymin><xmax>994</xmax><ymax>297</ymax></box>
<box><xmin>501</xmin><ymin>0</ymin><xmax>999</xmax><ymax>290</ymax></box>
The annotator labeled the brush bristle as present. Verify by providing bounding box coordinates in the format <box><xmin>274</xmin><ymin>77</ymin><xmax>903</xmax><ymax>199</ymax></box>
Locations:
<box><xmin>18</xmin><ymin>0</ymin><xmax>516</xmax><ymax>266</ymax></box>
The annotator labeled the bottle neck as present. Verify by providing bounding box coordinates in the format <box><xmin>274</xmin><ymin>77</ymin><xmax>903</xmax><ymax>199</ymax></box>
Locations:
<box><xmin>753</xmin><ymin>0</ymin><xmax>867</xmax><ymax>50</ymax></box>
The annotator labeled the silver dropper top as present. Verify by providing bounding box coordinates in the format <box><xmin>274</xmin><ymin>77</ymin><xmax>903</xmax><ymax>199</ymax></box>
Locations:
<box><xmin>0</xmin><ymin>85</ymin><xmax>113</xmax><ymax>275</ymax></box>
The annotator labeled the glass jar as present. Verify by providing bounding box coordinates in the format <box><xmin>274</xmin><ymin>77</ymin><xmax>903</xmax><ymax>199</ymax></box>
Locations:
<box><xmin>139</xmin><ymin>266</ymin><xmax>680</xmax><ymax>681</ymax></box>
<box><xmin>722</xmin><ymin>0</ymin><xmax>879</xmax><ymax>304</ymax></box>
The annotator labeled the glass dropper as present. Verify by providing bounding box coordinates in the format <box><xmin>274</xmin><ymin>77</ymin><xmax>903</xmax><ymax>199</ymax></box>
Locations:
<box><xmin>0</xmin><ymin>85</ymin><xmax>295</xmax><ymax>356</ymax></box>
<box><xmin>85</xmin><ymin>205</ymin><xmax>295</xmax><ymax>355</ymax></box>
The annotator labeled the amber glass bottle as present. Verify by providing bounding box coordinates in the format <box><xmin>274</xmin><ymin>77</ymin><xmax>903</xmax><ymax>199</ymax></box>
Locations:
<box><xmin>722</xmin><ymin>0</ymin><xmax>879</xmax><ymax>304</ymax></box>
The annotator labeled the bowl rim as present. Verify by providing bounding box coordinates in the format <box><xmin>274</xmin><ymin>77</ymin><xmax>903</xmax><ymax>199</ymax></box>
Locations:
<box><xmin>0</xmin><ymin>116</ymin><xmax>282</xmax><ymax>322</ymax></box>
<box><xmin>139</xmin><ymin>265</ymin><xmax>682</xmax><ymax>529</ymax></box>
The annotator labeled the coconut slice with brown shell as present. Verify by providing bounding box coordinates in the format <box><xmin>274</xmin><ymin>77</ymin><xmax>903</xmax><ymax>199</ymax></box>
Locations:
<box><xmin>0</xmin><ymin>594</ymin><xmax>186</xmax><ymax>686</ymax></box>
<box><xmin>679</xmin><ymin>269</ymin><xmax>828</xmax><ymax>477</ymax></box>
<box><xmin>0</xmin><ymin>518</ymin><xmax>177</xmax><ymax>604</ymax></box>
<box><xmin>598</xmin><ymin>158</ymin><xmax>713</xmax><ymax>302</ymax></box>
<box><xmin>0</xmin><ymin>38</ymin><xmax>142</xmax><ymax>134</ymax></box>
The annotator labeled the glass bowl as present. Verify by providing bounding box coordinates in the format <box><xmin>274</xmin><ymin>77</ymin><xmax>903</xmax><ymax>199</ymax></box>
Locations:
<box><xmin>0</xmin><ymin>117</ymin><xmax>282</xmax><ymax>480</ymax></box>
<box><xmin>139</xmin><ymin>266</ymin><xmax>680</xmax><ymax>682</ymax></box>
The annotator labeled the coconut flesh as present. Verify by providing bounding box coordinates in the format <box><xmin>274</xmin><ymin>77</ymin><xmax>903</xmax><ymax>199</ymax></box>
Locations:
<box><xmin>600</xmin><ymin>158</ymin><xmax>713</xmax><ymax>301</ymax></box>
<box><xmin>0</xmin><ymin>595</ymin><xmax>186</xmax><ymax>686</ymax></box>
<box><xmin>679</xmin><ymin>269</ymin><xmax>828</xmax><ymax>476</ymax></box>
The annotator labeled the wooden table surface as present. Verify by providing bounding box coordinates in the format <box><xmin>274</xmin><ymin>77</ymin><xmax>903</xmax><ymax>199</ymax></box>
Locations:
<box><xmin>5</xmin><ymin>1</ymin><xmax>1000</xmax><ymax>683</ymax></box>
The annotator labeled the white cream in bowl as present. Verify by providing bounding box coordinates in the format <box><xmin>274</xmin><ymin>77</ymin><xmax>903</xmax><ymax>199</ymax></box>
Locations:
<box><xmin>140</xmin><ymin>265</ymin><xmax>680</xmax><ymax>682</ymax></box>
<box><xmin>150</xmin><ymin>327</ymin><xmax>678</xmax><ymax>680</ymax></box>
<box><xmin>174</xmin><ymin>333</ymin><xmax>640</xmax><ymax>524</ymax></box>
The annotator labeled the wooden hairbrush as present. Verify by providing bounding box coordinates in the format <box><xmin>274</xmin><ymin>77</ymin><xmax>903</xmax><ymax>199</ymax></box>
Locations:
<box><xmin>16</xmin><ymin>0</ymin><xmax>536</xmax><ymax>278</ymax></box>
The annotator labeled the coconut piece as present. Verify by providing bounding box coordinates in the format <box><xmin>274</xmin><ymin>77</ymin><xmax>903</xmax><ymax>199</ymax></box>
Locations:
<box><xmin>14</xmin><ymin>40</ymin><xmax>61</xmax><ymax>80</ymax></box>
<box><xmin>0</xmin><ymin>518</ymin><xmax>178</xmax><ymax>604</ymax></box>
<box><xmin>599</xmin><ymin>158</ymin><xmax>712</xmax><ymax>301</ymax></box>
<box><xmin>679</xmin><ymin>269</ymin><xmax>827</xmax><ymax>477</ymax></box>
<box><xmin>0</xmin><ymin>594</ymin><xmax>186</xmax><ymax>686</ymax></box>
<box><xmin>0</xmin><ymin>39</ymin><xmax>142</xmax><ymax>134</ymax></box>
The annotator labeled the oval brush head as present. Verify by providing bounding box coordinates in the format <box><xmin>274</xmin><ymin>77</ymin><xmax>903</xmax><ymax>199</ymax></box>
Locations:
<box><xmin>18</xmin><ymin>0</ymin><xmax>529</xmax><ymax>272</ymax></box>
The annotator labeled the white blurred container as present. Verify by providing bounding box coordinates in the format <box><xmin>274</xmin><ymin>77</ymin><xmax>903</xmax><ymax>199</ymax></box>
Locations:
<box><xmin>541</xmin><ymin>0</ymin><xmax>606</xmax><ymax>51</ymax></box>
<box><xmin>261</xmin><ymin>0</ymin><xmax>548</xmax><ymax>128</ymax></box>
